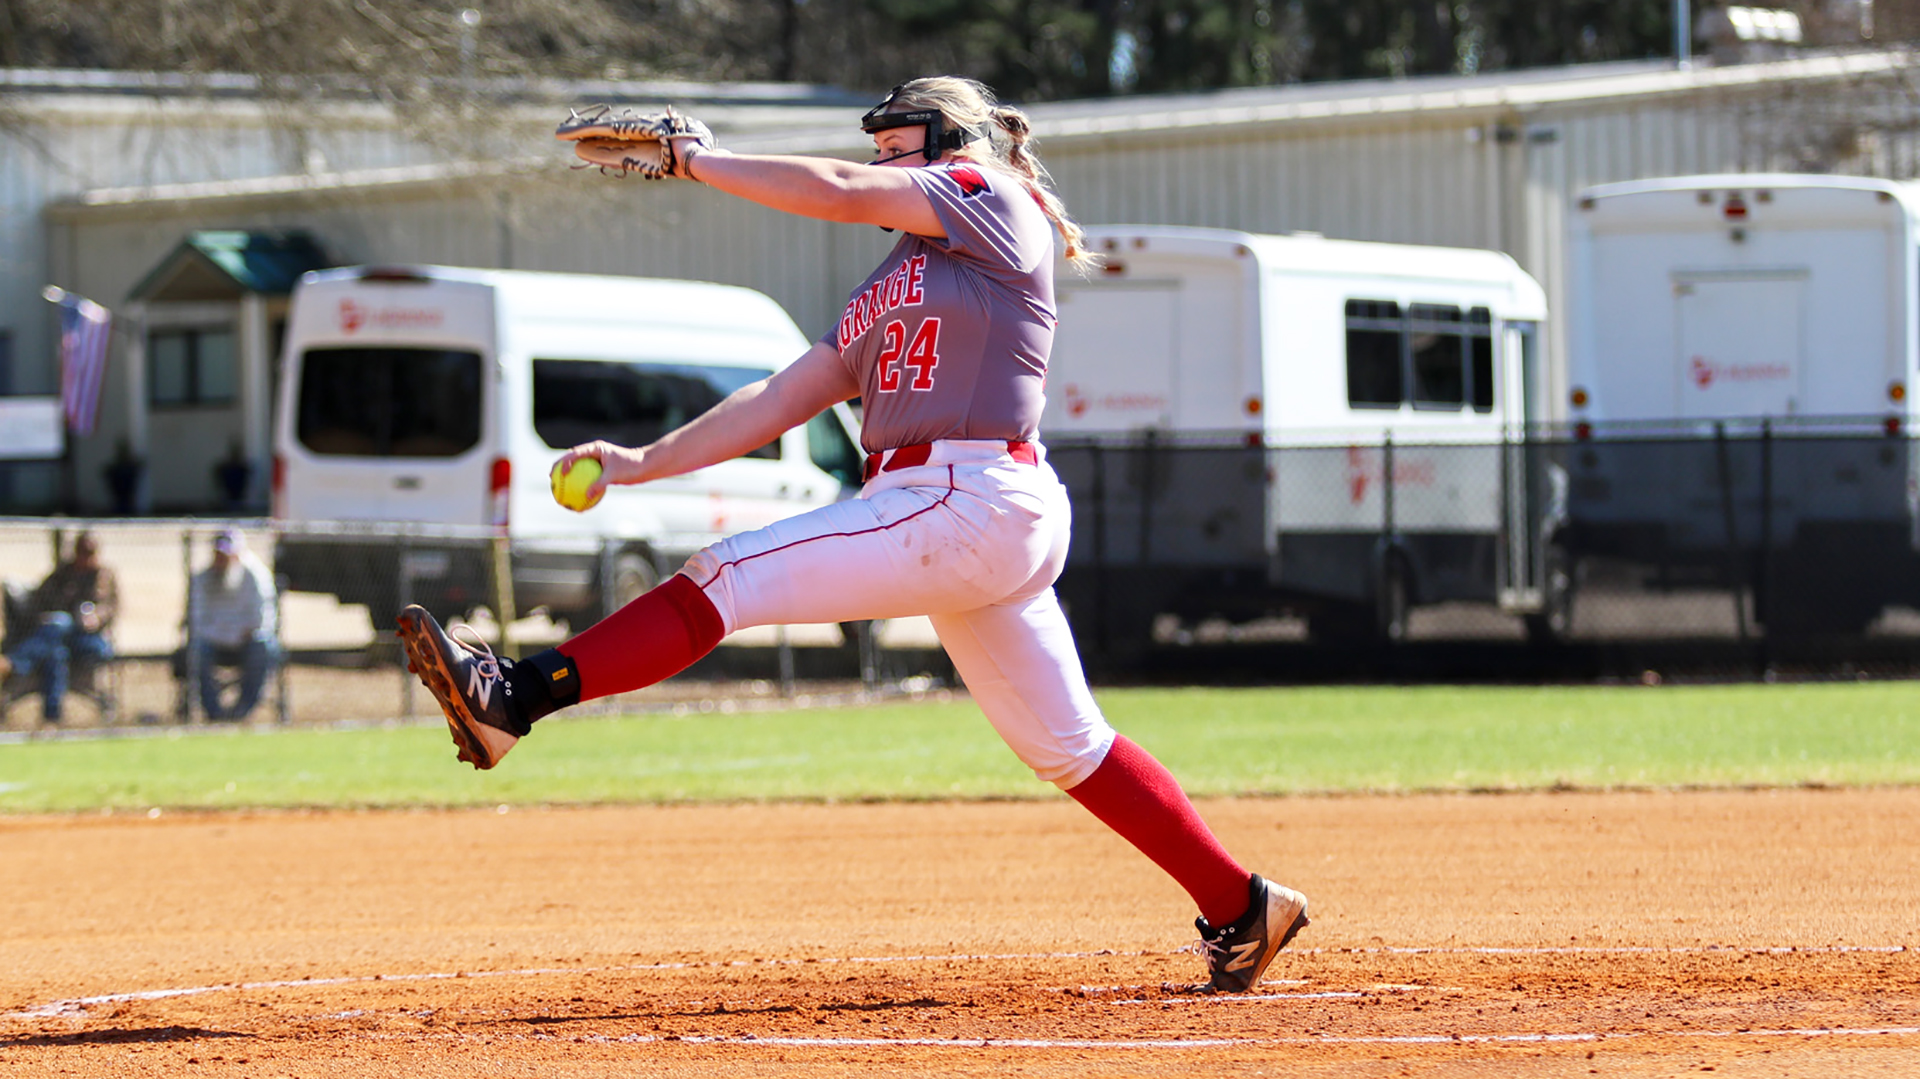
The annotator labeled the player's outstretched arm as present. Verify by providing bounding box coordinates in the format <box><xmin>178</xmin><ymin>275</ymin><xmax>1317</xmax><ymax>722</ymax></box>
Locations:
<box><xmin>679</xmin><ymin>144</ymin><xmax>944</xmax><ymax>238</ymax></box>
<box><xmin>557</xmin><ymin>340</ymin><xmax>858</xmax><ymax>499</ymax></box>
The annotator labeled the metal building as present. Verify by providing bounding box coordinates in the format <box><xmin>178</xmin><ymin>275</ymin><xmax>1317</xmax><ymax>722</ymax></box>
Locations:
<box><xmin>7</xmin><ymin>51</ymin><xmax>1919</xmax><ymax>512</ymax></box>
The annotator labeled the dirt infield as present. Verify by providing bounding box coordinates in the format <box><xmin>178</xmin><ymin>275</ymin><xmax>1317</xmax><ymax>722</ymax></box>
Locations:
<box><xmin>3</xmin><ymin>789</ymin><xmax>1918</xmax><ymax>1077</ymax></box>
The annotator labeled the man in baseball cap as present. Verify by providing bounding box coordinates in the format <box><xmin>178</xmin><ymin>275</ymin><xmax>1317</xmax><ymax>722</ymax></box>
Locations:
<box><xmin>184</xmin><ymin>529</ymin><xmax>279</xmax><ymax>721</ymax></box>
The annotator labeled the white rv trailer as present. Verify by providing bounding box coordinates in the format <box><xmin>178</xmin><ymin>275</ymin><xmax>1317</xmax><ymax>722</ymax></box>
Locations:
<box><xmin>273</xmin><ymin>266</ymin><xmax>863</xmax><ymax>626</ymax></box>
<box><xmin>1043</xmin><ymin>225</ymin><xmax>1552</xmax><ymax>653</ymax></box>
<box><xmin>1564</xmin><ymin>174</ymin><xmax>1920</xmax><ymax>632</ymax></box>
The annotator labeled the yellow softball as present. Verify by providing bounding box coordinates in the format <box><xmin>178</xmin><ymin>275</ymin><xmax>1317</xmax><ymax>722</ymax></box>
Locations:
<box><xmin>550</xmin><ymin>456</ymin><xmax>604</xmax><ymax>512</ymax></box>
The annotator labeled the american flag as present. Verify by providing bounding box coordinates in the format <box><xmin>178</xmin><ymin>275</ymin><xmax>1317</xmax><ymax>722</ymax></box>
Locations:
<box><xmin>44</xmin><ymin>286</ymin><xmax>112</xmax><ymax>436</ymax></box>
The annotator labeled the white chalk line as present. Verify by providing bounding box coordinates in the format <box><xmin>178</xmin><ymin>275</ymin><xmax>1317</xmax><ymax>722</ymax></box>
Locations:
<box><xmin>561</xmin><ymin>1027</ymin><xmax>1920</xmax><ymax>1050</ymax></box>
<box><xmin>1075</xmin><ymin>981</ymin><xmax>1454</xmax><ymax>1005</ymax></box>
<box><xmin>1360</xmin><ymin>945</ymin><xmax>1911</xmax><ymax>956</ymax></box>
<box><xmin>7</xmin><ymin>943</ymin><xmax>1910</xmax><ymax>1022</ymax></box>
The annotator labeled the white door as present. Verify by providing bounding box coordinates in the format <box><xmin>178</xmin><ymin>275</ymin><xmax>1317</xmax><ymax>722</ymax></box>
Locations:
<box><xmin>1674</xmin><ymin>275</ymin><xmax>1805</xmax><ymax>420</ymax></box>
<box><xmin>281</xmin><ymin>280</ymin><xmax>497</xmax><ymax>525</ymax></box>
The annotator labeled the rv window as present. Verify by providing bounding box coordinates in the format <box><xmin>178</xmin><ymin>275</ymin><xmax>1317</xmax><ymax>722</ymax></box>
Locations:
<box><xmin>296</xmin><ymin>346</ymin><xmax>481</xmax><ymax>457</ymax></box>
<box><xmin>1469</xmin><ymin>307</ymin><xmax>1495</xmax><ymax>412</ymax></box>
<box><xmin>533</xmin><ymin>359</ymin><xmax>780</xmax><ymax>460</ymax></box>
<box><xmin>1344</xmin><ymin>302</ymin><xmax>1499</xmax><ymax>413</ymax></box>
<box><xmin>1409</xmin><ymin>304</ymin><xmax>1465</xmax><ymax>409</ymax></box>
<box><xmin>806</xmin><ymin>409</ymin><xmax>862</xmax><ymax>487</ymax></box>
<box><xmin>1345</xmin><ymin>299</ymin><xmax>1403</xmax><ymax>408</ymax></box>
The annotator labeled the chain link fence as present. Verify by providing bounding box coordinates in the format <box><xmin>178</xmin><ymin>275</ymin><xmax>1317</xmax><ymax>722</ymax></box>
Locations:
<box><xmin>1049</xmin><ymin>426</ymin><xmax>1920</xmax><ymax>674</ymax></box>
<box><xmin>0</xmin><ymin>519</ymin><xmax>950</xmax><ymax>733</ymax></box>
<box><xmin>6</xmin><ymin>424</ymin><xmax>1917</xmax><ymax>732</ymax></box>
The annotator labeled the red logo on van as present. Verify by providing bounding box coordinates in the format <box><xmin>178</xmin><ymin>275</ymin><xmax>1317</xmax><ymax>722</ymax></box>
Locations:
<box><xmin>1346</xmin><ymin>446</ymin><xmax>1437</xmax><ymax>505</ymax></box>
<box><xmin>336</xmin><ymin>299</ymin><xmax>444</xmax><ymax>334</ymax></box>
<box><xmin>1690</xmin><ymin>355</ymin><xmax>1791</xmax><ymax>390</ymax></box>
<box><xmin>1064</xmin><ymin>384</ymin><xmax>1089</xmax><ymax>418</ymax></box>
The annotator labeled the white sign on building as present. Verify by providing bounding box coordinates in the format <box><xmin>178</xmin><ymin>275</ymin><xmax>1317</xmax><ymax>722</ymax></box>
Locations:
<box><xmin>0</xmin><ymin>397</ymin><xmax>63</xmax><ymax>459</ymax></box>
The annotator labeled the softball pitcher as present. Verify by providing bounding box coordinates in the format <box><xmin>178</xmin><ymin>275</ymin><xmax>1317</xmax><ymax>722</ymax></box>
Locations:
<box><xmin>398</xmin><ymin>76</ymin><xmax>1308</xmax><ymax>993</ymax></box>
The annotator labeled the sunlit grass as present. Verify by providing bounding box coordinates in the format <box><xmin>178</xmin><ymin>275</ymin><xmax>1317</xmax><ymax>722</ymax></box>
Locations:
<box><xmin>2</xmin><ymin>682</ymin><xmax>1917</xmax><ymax>812</ymax></box>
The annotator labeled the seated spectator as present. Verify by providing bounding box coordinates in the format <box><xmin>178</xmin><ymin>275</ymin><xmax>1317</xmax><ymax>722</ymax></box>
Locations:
<box><xmin>0</xmin><ymin>531</ymin><xmax>118</xmax><ymax>723</ymax></box>
<box><xmin>186</xmin><ymin>529</ymin><xmax>279</xmax><ymax>721</ymax></box>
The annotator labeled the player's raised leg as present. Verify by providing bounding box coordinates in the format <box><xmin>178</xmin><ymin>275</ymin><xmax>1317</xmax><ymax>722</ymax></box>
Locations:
<box><xmin>397</xmin><ymin>464</ymin><xmax>1022</xmax><ymax>770</ymax></box>
<box><xmin>928</xmin><ymin>588</ymin><xmax>1309</xmax><ymax>992</ymax></box>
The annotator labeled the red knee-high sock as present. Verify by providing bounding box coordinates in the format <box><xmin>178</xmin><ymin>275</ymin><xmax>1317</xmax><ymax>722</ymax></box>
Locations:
<box><xmin>1067</xmin><ymin>735</ymin><xmax>1253</xmax><ymax>927</ymax></box>
<box><xmin>557</xmin><ymin>574</ymin><xmax>725</xmax><ymax>701</ymax></box>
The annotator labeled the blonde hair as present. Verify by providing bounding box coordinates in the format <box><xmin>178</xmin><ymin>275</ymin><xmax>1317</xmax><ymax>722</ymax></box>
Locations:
<box><xmin>884</xmin><ymin>76</ymin><xmax>1097</xmax><ymax>272</ymax></box>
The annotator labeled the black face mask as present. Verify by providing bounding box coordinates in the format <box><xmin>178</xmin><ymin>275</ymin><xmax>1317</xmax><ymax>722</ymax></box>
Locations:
<box><xmin>860</xmin><ymin>84</ymin><xmax>984</xmax><ymax>164</ymax></box>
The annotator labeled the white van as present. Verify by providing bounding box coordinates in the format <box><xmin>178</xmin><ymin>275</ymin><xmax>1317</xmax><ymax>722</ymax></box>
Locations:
<box><xmin>272</xmin><ymin>266</ymin><xmax>863</xmax><ymax>627</ymax></box>
<box><xmin>1565</xmin><ymin>174</ymin><xmax>1920</xmax><ymax>632</ymax></box>
<box><xmin>1044</xmin><ymin>225</ymin><xmax>1553</xmax><ymax>650</ymax></box>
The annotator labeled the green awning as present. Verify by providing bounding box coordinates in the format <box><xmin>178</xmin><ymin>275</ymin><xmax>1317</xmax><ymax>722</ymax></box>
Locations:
<box><xmin>128</xmin><ymin>230</ymin><xmax>331</xmax><ymax>302</ymax></box>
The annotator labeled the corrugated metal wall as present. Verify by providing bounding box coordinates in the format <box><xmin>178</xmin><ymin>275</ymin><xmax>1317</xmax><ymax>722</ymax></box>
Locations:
<box><xmin>2</xmin><ymin>97</ymin><xmax>435</xmax><ymax>391</ymax></box>
<box><xmin>0</xmin><ymin>127</ymin><xmax>54</xmax><ymax>395</ymax></box>
<box><xmin>1049</xmin><ymin>121</ymin><xmax>1509</xmax><ymax>249</ymax></box>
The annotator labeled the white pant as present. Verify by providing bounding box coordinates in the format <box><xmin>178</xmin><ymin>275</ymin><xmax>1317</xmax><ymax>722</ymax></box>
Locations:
<box><xmin>681</xmin><ymin>440</ymin><xmax>1115</xmax><ymax>788</ymax></box>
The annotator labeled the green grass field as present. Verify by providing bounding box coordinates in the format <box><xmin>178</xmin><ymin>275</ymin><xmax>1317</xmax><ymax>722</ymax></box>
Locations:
<box><xmin>2</xmin><ymin>682</ymin><xmax>1918</xmax><ymax>813</ymax></box>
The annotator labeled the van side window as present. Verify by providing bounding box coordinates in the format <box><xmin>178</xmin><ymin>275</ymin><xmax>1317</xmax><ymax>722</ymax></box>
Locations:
<box><xmin>297</xmin><ymin>346</ymin><xmax>481</xmax><ymax>457</ymax></box>
<box><xmin>533</xmin><ymin>359</ymin><xmax>780</xmax><ymax>460</ymax></box>
<box><xmin>806</xmin><ymin>409</ymin><xmax>862</xmax><ymax>487</ymax></box>
<box><xmin>1344</xmin><ymin>299</ymin><xmax>1403</xmax><ymax>408</ymax></box>
<box><xmin>1343</xmin><ymin>301</ymin><xmax>1498</xmax><ymax>413</ymax></box>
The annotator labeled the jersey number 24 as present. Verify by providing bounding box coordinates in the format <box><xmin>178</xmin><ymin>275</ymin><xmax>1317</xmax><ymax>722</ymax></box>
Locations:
<box><xmin>876</xmin><ymin>317</ymin><xmax>941</xmax><ymax>393</ymax></box>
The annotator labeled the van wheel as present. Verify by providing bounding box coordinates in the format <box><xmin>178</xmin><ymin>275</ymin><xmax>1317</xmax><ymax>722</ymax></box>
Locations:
<box><xmin>604</xmin><ymin>552</ymin><xmax>659</xmax><ymax>619</ymax></box>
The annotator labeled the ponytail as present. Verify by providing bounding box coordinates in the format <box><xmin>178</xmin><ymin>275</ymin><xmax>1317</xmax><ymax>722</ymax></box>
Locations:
<box><xmin>986</xmin><ymin>105</ymin><xmax>1097</xmax><ymax>274</ymax></box>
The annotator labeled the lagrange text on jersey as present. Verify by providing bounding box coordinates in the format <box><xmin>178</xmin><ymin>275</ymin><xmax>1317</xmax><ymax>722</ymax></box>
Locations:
<box><xmin>835</xmin><ymin>253</ymin><xmax>927</xmax><ymax>351</ymax></box>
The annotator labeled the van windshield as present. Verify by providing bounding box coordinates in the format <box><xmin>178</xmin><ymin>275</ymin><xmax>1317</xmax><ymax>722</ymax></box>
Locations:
<box><xmin>533</xmin><ymin>359</ymin><xmax>779</xmax><ymax>459</ymax></box>
<box><xmin>296</xmin><ymin>346</ymin><xmax>482</xmax><ymax>457</ymax></box>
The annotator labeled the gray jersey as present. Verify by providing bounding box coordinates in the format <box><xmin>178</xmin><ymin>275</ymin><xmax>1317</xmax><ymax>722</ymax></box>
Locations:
<box><xmin>822</xmin><ymin>162</ymin><xmax>1056</xmax><ymax>453</ymax></box>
